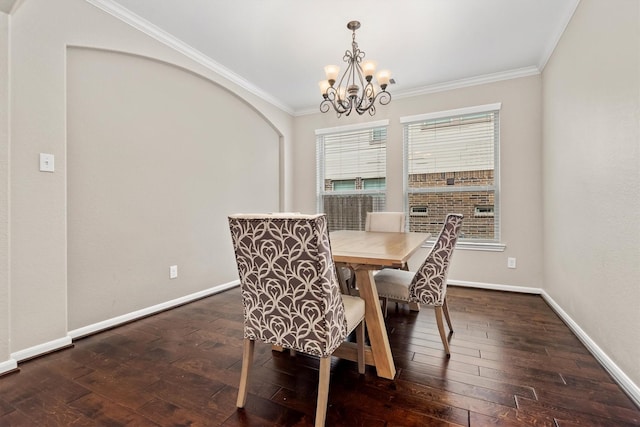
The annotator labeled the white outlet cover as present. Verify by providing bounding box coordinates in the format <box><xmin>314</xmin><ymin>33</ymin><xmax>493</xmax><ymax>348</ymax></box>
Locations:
<box><xmin>39</xmin><ymin>153</ymin><xmax>55</xmax><ymax>172</ymax></box>
<box><xmin>170</xmin><ymin>265</ymin><xmax>178</xmax><ymax>278</ymax></box>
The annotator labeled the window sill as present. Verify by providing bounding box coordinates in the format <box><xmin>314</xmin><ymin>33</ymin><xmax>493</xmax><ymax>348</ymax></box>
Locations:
<box><xmin>422</xmin><ymin>240</ymin><xmax>506</xmax><ymax>252</ymax></box>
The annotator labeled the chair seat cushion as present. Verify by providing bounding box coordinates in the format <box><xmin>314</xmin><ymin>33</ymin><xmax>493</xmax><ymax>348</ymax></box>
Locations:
<box><xmin>341</xmin><ymin>295</ymin><xmax>365</xmax><ymax>334</ymax></box>
<box><xmin>374</xmin><ymin>269</ymin><xmax>415</xmax><ymax>301</ymax></box>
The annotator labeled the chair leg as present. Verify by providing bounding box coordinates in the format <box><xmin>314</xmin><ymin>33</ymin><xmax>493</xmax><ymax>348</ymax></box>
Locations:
<box><xmin>356</xmin><ymin>320</ymin><xmax>365</xmax><ymax>374</ymax></box>
<box><xmin>316</xmin><ymin>356</ymin><xmax>331</xmax><ymax>427</ymax></box>
<box><xmin>408</xmin><ymin>301</ymin><xmax>421</xmax><ymax>312</ymax></box>
<box><xmin>236</xmin><ymin>338</ymin><xmax>255</xmax><ymax>408</ymax></box>
<box><xmin>434</xmin><ymin>306</ymin><xmax>451</xmax><ymax>357</ymax></box>
<box><xmin>381</xmin><ymin>297</ymin><xmax>388</xmax><ymax>317</ymax></box>
<box><xmin>442</xmin><ymin>297</ymin><xmax>454</xmax><ymax>332</ymax></box>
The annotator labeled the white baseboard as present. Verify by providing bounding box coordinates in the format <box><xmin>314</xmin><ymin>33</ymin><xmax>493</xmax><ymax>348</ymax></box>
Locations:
<box><xmin>68</xmin><ymin>280</ymin><xmax>239</xmax><ymax>339</ymax></box>
<box><xmin>11</xmin><ymin>336</ymin><xmax>73</xmax><ymax>362</ymax></box>
<box><xmin>0</xmin><ymin>358</ymin><xmax>18</xmax><ymax>375</ymax></box>
<box><xmin>449</xmin><ymin>280</ymin><xmax>640</xmax><ymax>408</ymax></box>
<box><xmin>448</xmin><ymin>279</ymin><xmax>542</xmax><ymax>294</ymax></box>
<box><xmin>540</xmin><ymin>290</ymin><xmax>640</xmax><ymax>408</ymax></box>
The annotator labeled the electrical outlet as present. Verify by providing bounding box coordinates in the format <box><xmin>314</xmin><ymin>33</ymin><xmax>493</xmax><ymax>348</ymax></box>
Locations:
<box><xmin>507</xmin><ymin>257</ymin><xmax>517</xmax><ymax>269</ymax></box>
<box><xmin>39</xmin><ymin>153</ymin><xmax>55</xmax><ymax>172</ymax></box>
<box><xmin>169</xmin><ymin>265</ymin><xmax>178</xmax><ymax>279</ymax></box>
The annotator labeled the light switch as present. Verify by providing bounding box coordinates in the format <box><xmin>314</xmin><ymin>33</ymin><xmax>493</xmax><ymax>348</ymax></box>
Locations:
<box><xmin>39</xmin><ymin>153</ymin><xmax>55</xmax><ymax>172</ymax></box>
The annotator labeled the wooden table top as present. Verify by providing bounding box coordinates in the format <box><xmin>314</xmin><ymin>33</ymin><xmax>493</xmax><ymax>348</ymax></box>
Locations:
<box><xmin>330</xmin><ymin>230</ymin><xmax>431</xmax><ymax>268</ymax></box>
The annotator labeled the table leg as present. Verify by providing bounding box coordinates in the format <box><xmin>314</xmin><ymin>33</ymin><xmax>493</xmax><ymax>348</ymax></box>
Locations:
<box><xmin>353</xmin><ymin>268</ymin><xmax>396</xmax><ymax>380</ymax></box>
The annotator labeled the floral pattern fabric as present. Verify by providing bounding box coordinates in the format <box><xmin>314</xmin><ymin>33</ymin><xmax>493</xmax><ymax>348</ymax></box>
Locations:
<box><xmin>409</xmin><ymin>214</ymin><xmax>464</xmax><ymax>306</ymax></box>
<box><xmin>228</xmin><ymin>214</ymin><xmax>347</xmax><ymax>357</ymax></box>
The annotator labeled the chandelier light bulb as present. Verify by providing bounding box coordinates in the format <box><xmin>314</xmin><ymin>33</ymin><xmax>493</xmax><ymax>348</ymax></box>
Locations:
<box><xmin>376</xmin><ymin>70</ymin><xmax>391</xmax><ymax>88</ymax></box>
<box><xmin>324</xmin><ymin>65</ymin><xmax>340</xmax><ymax>84</ymax></box>
<box><xmin>319</xmin><ymin>80</ymin><xmax>331</xmax><ymax>96</ymax></box>
<box><xmin>362</xmin><ymin>61</ymin><xmax>377</xmax><ymax>79</ymax></box>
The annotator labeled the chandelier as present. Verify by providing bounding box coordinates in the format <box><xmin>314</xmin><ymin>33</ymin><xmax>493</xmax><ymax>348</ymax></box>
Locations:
<box><xmin>319</xmin><ymin>21</ymin><xmax>392</xmax><ymax>117</ymax></box>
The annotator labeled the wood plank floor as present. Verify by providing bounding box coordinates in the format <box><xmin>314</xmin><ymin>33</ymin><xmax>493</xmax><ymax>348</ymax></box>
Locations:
<box><xmin>0</xmin><ymin>286</ymin><xmax>638</xmax><ymax>426</ymax></box>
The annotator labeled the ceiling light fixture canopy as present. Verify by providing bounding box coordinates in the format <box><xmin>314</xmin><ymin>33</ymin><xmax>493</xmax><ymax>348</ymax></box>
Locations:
<box><xmin>319</xmin><ymin>20</ymin><xmax>391</xmax><ymax>117</ymax></box>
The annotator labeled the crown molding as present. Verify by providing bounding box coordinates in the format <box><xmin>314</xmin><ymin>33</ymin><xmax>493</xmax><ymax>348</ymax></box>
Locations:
<box><xmin>84</xmin><ymin>0</ymin><xmax>293</xmax><ymax>115</ymax></box>
<box><xmin>538</xmin><ymin>0</ymin><xmax>581</xmax><ymax>71</ymax></box>
<box><xmin>393</xmin><ymin>66</ymin><xmax>541</xmax><ymax>100</ymax></box>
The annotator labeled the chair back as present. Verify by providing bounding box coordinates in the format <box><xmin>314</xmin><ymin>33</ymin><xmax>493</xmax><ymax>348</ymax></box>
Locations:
<box><xmin>228</xmin><ymin>213</ymin><xmax>347</xmax><ymax>357</ymax></box>
<box><xmin>409</xmin><ymin>214</ymin><xmax>464</xmax><ymax>305</ymax></box>
<box><xmin>365</xmin><ymin>212</ymin><xmax>406</xmax><ymax>232</ymax></box>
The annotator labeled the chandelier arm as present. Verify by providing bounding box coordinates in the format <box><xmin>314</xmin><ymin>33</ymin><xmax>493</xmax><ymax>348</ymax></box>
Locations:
<box><xmin>377</xmin><ymin>90</ymin><xmax>392</xmax><ymax>106</ymax></box>
<box><xmin>320</xmin><ymin>99</ymin><xmax>332</xmax><ymax>114</ymax></box>
<box><xmin>321</xmin><ymin>86</ymin><xmax>353</xmax><ymax>117</ymax></box>
<box><xmin>320</xmin><ymin>99</ymin><xmax>343</xmax><ymax>118</ymax></box>
<box><xmin>355</xmin><ymin>86</ymin><xmax>391</xmax><ymax>115</ymax></box>
<box><xmin>352</xmin><ymin>80</ymin><xmax>372</xmax><ymax>113</ymax></box>
<box><xmin>338</xmin><ymin>49</ymin><xmax>354</xmax><ymax>90</ymax></box>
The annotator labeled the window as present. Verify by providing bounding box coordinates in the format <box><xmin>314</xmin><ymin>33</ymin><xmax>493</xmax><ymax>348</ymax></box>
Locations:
<box><xmin>316</xmin><ymin>120</ymin><xmax>388</xmax><ymax>231</ymax></box>
<box><xmin>402</xmin><ymin>104</ymin><xmax>500</xmax><ymax>241</ymax></box>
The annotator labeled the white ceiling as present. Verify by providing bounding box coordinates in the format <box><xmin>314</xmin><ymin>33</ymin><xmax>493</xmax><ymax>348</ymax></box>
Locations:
<box><xmin>96</xmin><ymin>1</ymin><xmax>577</xmax><ymax>114</ymax></box>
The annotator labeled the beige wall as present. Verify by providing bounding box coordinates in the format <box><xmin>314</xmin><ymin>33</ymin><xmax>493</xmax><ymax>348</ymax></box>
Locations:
<box><xmin>0</xmin><ymin>12</ymin><xmax>9</xmax><ymax>363</ymax></box>
<box><xmin>542</xmin><ymin>0</ymin><xmax>640</xmax><ymax>387</ymax></box>
<box><xmin>66</xmin><ymin>48</ymin><xmax>280</xmax><ymax>329</ymax></box>
<box><xmin>294</xmin><ymin>75</ymin><xmax>544</xmax><ymax>288</ymax></box>
<box><xmin>7</xmin><ymin>0</ymin><xmax>292</xmax><ymax>356</ymax></box>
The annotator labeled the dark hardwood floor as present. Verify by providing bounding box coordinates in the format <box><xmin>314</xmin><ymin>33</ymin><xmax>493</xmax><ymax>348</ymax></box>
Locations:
<box><xmin>0</xmin><ymin>286</ymin><xmax>638</xmax><ymax>426</ymax></box>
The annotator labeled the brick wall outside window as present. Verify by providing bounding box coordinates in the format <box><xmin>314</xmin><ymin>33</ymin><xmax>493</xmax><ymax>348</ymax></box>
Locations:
<box><xmin>322</xmin><ymin>170</ymin><xmax>495</xmax><ymax>238</ymax></box>
<box><xmin>408</xmin><ymin>169</ymin><xmax>494</xmax><ymax>239</ymax></box>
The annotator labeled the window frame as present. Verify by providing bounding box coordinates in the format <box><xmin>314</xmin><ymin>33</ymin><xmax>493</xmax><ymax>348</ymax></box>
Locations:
<box><xmin>401</xmin><ymin>104</ymin><xmax>505</xmax><ymax>250</ymax></box>
<box><xmin>316</xmin><ymin>120</ymin><xmax>389</xmax><ymax>231</ymax></box>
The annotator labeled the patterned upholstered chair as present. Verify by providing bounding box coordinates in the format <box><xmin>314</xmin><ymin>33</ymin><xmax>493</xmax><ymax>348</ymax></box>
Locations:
<box><xmin>374</xmin><ymin>214</ymin><xmax>463</xmax><ymax>357</ymax></box>
<box><xmin>228</xmin><ymin>213</ymin><xmax>366</xmax><ymax>427</ymax></box>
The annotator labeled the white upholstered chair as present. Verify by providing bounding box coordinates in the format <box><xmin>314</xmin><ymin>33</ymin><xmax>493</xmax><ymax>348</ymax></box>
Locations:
<box><xmin>365</xmin><ymin>211</ymin><xmax>406</xmax><ymax>233</ymax></box>
<box><xmin>228</xmin><ymin>213</ymin><xmax>366</xmax><ymax>427</ymax></box>
<box><xmin>341</xmin><ymin>211</ymin><xmax>408</xmax><ymax>296</ymax></box>
<box><xmin>374</xmin><ymin>213</ymin><xmax>463</xmax><ymax>357</ymax></box>
<box><xmin>367</xmin><ymin>211</ymin><xmax>409</xmax><ymax>272</ymax></box>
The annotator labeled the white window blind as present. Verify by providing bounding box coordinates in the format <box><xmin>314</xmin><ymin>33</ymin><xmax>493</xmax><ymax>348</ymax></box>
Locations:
<box><xmin>317</xmin><ymin>123</ymin><xmax>387</xmax><ymax>231</ymax></box>
<box><xmin>403</xmin><ymin>104</ymin><xmax>500</xmax><ymax>241</ymax></box>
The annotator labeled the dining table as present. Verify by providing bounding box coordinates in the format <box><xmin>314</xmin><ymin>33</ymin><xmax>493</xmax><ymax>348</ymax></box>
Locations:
<box><xmin>329</xmin><ymin>229</ymin><xmax>431</xmax><ymax>380</ymax></box>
